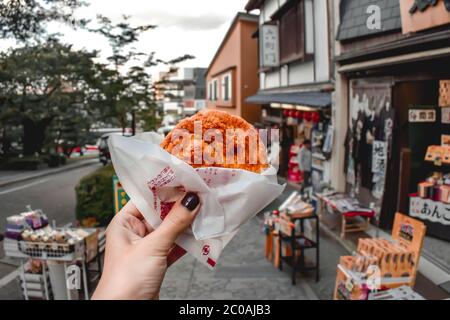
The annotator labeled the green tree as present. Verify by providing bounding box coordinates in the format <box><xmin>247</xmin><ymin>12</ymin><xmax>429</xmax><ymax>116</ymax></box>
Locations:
<box><xmin>89</xmin><ymin>15</ymin><xmax>195</xmax><ymax>134</ymax></box>
<box><xmin>0</xmin><ymin>41</ymin><xmax>108</xmax><ymax>155</ymax></box>
<box><xmin>0</xmin><ymin>0</ymin><xmax>88</xmax><ymax>42</ymax></box>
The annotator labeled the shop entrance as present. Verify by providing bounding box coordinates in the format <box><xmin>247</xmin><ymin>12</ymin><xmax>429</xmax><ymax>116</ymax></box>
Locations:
<box><xmin>394</xmin><ymin>79</ymin><xmax>450</xmax><ymax>243</ymax></box>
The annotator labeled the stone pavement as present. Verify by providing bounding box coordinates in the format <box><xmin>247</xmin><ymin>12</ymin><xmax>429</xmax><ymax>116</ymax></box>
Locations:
<box><xmin>159</xmin><ymin>178</ymin><xmax>349</xmax><ymax>300</ymax></box>
<box><xmin>160</xmin><ymin>217</ymin><xmax>316</xmax><ymax>300</ymax></box>
<box><xmin>160</xmin><ymin>213</ymin><xmax>348</xmax><ymax>300</ymax></box>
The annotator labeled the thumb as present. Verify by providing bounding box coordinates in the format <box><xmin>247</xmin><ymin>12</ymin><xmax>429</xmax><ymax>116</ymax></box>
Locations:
<box><xmin>142</xmin><ymin>192</ymin><xmax>200</xmax><ymax>255</ymax></box>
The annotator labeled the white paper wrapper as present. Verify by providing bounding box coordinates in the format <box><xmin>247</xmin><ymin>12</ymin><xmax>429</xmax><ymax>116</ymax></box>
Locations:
<box><xmin>108</xmin><ymin>132</ymin><xmax>285</xmax><ymax>269</ymax></box>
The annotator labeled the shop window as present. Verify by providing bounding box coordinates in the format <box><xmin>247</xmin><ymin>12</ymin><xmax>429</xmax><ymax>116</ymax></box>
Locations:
<box><xmin>208</xmin><ymin>82</ymin><xmax>212</xmax><ymax>100</ymax></box>
<box><xmin>209</xmin><ymin>79</ymin><xmax>218</xmax><ymax>101</ymax></box>
<box><xmin>277</xmin><ymin>0</ymin><xmax>305</xmax><ymax>64</ymax></box>
<box><xmin>222</xmin><ymin>73</ymin><xmax>232</xmax><ymax>101</ymax></box>
<box><xmin>213</xmin><ymin>79</ymin><xmax>218</xmax><ymax>101</ymax></box>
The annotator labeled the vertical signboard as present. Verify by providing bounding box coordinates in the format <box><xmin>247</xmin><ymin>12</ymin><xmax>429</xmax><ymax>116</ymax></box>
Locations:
<box><xmin>260</xmin><ymin>24</ymin><xmax>280</xmax><ymax>68</ymax></box>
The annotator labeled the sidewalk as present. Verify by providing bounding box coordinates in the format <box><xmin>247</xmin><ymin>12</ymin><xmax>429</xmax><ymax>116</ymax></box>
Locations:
<box><xmin>160</xmin><ymin>217</ymin><xmax>320</xmax><ymax>300</ymax></box>
<box><xmin>160</xmin><ymin>181</ymin><xmax>349</xmax><ymax>300</ymax></box>
<box><xmin>0</xmin><ymin>158</ymin><xmax>99</xmax><ymax>188</ymax></box>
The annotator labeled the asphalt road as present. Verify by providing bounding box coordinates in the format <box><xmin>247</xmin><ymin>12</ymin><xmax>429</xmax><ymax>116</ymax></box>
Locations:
<box><xmin>0</xmin><ymin>163</ymin><xmax>102</xmax><ymax>234</ymax></box>
<box><xmin>0</xmin><ymin>162</ymin><xmax>101</xmax><ymax>299</ymax></box>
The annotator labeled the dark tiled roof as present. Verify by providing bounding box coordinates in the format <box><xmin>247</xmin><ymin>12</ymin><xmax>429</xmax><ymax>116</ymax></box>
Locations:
<box><xmin>337</xmin><ymin>0</ymin><xmax>401</xmax><ymax>41</ymax></box>
<box><xmin>246</xmin><ymin>91</ymin><xmax>331</xmax><ymax>108</ymax></box>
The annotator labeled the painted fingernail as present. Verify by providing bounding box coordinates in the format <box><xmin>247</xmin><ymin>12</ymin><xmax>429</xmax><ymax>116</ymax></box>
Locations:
<box><xmin>181</xmin><ymin>192</ymin><xmax>200</xmax><ymax>211</ymax></box>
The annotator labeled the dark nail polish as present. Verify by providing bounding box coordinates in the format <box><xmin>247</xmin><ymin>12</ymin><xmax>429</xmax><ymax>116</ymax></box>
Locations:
<box><xmin>181</xmin><ymin>192</ymin><xmax>200</xmax><ymax>211</ymax></box>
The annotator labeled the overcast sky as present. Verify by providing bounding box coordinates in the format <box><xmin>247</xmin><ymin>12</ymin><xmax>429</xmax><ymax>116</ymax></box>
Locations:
<box><xmin>49</xmin><ymin>0</ymin><xmax>252</xmax><ymax>79</ymax></box>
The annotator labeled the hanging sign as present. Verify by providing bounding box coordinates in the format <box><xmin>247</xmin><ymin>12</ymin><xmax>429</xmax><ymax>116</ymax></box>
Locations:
<box><xmin>408</xmin><ymin>109</ymin><xmax>436</xmax><ymax>123</ymax></box>
<box><xmin>260</xmin><ymin>24</ymin><xmax>280</xmax><ymax>68</ymax></box>
<box><xmin>372</xmin><ymin>140</ymin><xmax>387</xmax><ymax>199</ymax></box>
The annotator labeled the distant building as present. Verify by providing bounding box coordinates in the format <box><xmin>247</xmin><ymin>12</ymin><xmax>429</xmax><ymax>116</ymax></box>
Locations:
<box><xmin>244</xmin><ymin>0</ymin><xmax>334</xmax><ymax>182</ymax></box>
<box><xmin>155</xmin><ymin>68</ymin><xmax>184</xmax><ymax>124</ymax></box>
<box><xmin>183</xmin><ymin>67</ymin><xmax>207</xmax><ymax>116</ymax></box>
<box><xmin>205</xmin><ymin>12</ymin><xmax>261</xmax><ymax>124</ymax></box>
<box><xmin>155</xmin><ymin>67</ymin><xmax>207</xmax><ymax>125</ymax></box>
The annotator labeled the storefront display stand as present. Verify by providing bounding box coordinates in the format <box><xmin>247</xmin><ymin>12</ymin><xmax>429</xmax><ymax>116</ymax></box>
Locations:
<box><xmin>3</xmin><ymin>237</ymin><xmax>90</xmax><ymax>300</ymax></box>
<box><xmin>338</xmin><ymin>264</ymin><xmax>413</xmax><ymax>287</ymax></box>
<box><xmin>278</xmin><ymin>212</ymin><xmax>320</xmax><ymax>284</ymax></box>
<box><xmin>315</xmin><ymin>192</ymin><xmax>373</xmax><ymax>239</ymax></box>
<box><xmin>19</xmin><ymin>262</ymin><xmax>52</xmax><ymax>300</ymax></box>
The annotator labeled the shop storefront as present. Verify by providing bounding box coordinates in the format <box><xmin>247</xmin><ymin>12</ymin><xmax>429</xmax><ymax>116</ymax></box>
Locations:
<box><xmin>334</xmin><ymin>0</ymin><xmax>450</xmax><ymax>266</ymax></box>
<box><xmin>244</xmin><ymin>0</ymin><xmax>335</xmax><ymax>190</ymax></box>
<box><xmin>248</xmin><ymin>92</ymin><xmax>332</xmax><ymax>190</ymax></box>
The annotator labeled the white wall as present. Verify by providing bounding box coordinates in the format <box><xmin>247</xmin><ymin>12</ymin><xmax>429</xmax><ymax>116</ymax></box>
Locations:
<box><xmin>265</xmin><ymin>70</ymin><xmax>281</xmax><ymax>89</ymax></box>
<box><xmin>288</xmin><ymin>61</ymin><xmax>315</xmax><ymax>84</ymax></box>
<box><xmin>259</xmin><ymin>0</ymin><xmax>330</xmax><ymax>90</ymax></box>
<box><xmin>313</xmin><ymin>0</ymin><xmax>330</xmax><ymax>82</ymax></box>
<box><xmin>305</xmin><ymin>0</ymin><xmax>315</xmax><ymax>55</ymax></box>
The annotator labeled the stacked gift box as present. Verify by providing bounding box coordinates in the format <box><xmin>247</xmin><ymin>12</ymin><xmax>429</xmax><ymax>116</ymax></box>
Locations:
<box><xmin>5</xmin><ymin>210</ymin><xmax>48</xmax><ymax>240</ymax></box>
<box><xmin>417</xmin><ymin>172</ymin><xmax>450</xmax><ymax>203</ymax></box>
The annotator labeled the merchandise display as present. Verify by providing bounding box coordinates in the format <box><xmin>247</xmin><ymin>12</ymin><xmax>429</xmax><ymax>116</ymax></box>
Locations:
<box><xmin>333</xmin><ymin>213</ymin><xmax>426</xmax><ymax>300</ymax></box>
<box><xmin>263</xmin><ymin>191</ymin><xmax>316</xmax><ymax>269</ymax></box>
<box><xmin>316</xmin><ymin>192</ymin><xmax>375</xmax><ymax>238</ymax></box>
<box><xmin>20</xmin><ymin>260</ymin><xmax>53</xmax><ymax>300</ymax></box>
<box><xmin>410</xmin><ymin>172</ymin><xmax>450</xmax><ymax>226</ymax></box>
<box><xmin>425</xmin><ymin>145</ymin><xmax>450</xmax><ymax>165</ymax></box>
<box><xmin>3</xmin><ymin>209</ymin><xmax>102</xmax><ymax>300</ymax></box>
<box><xmin>287</xmin><ymin>144</ymin><xmax>302</xmax><ymax>184</ymax></box>
<box><xmin>5</xmin><ymin>210</ymin><xmax>48</xmax><ymax>240</ymax></box>
<box><xmin>368</xmin><ymin>286</ymin><xmax>425</xmax><ymax>300</ymax></box>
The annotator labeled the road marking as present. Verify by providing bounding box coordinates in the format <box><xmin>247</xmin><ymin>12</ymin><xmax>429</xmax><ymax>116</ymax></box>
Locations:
<box><xmin>0</xmin><ymin>178</ymin><xmax>49</xmax><ymax>196</ymax></box>
<box><xmin>0</xmin><ymin>267</ymin><xmax>20</xmax><ymax>288</ymax></box>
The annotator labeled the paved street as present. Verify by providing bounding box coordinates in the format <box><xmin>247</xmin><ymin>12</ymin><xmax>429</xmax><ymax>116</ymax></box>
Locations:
<box><xmin>0</xmin><ymin>162</ymin><xmax>102</xmax><ymax>234</ymax></box>
<box><xmin>0</xmin><ymin>162</ymin><xmax>102</xmax><ymax>299</ymax></box>
<box><xmin>0</xmin><ymin>163</ymin><xmax>348</xmax><ymax>300</ymax></box>
<box><xmin>161</xmin><ymin>213</ymin><xmax>348</xmax><ymax>300</ymax></box>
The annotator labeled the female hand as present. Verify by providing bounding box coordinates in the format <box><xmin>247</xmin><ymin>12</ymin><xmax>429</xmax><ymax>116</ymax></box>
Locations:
<box><xmin>92</xmin><ymin>192</ymin><xmax>200</xmax><ymax>300</ymax></box>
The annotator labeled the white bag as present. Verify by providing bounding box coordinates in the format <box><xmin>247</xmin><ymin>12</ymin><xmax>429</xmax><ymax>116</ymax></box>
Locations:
<box><xmin>108</xmin><ymin>132</ymin><xmax>285</xmax><ymax>269</ymax></box>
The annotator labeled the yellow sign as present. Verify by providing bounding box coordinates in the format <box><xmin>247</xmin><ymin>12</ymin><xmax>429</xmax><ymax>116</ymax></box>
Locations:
<box><xmin>113</xmin><ymin>175</ymin><xmax>129</xmax><ymax>214</ymax></box>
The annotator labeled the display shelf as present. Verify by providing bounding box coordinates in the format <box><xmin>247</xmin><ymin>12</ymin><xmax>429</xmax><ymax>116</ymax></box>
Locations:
<box><xmin>337</xmin><ymin>264</ymin><xmax>413</xmax><ymax>287</ymax></box>
<box><xmin>6</xmin><ymin>240</ymin><xmax>84</xmax><ymax>262</ymax></box>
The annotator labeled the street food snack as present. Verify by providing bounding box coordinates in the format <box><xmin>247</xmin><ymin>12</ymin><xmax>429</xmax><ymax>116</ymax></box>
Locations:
<box><xmin>108</xmin><ymin>117</ymin><xmax>285</xmax><ymax>269</ymax></box>
<box><xmin>160</xmin><ymin>110</ymin><xmax>269</xmax><ymax>173</ymax></box>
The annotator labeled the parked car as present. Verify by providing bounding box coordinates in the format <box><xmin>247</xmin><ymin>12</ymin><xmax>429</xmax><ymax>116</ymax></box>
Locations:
<box><xmin>98</xmin><ymin>134</ymin><xmax>111</xmax><ymax>166</ymax></box>
<box><xmin>98</xmin><ymin>132</ymin><xmax>132</xmax><ymax>165</ymax></box>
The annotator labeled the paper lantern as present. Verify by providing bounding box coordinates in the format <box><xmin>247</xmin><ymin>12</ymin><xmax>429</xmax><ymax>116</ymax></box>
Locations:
<box><xmin>283</xmin><ymin>109</ymin><xmax>290</xmax><ymax>117</ymax></box>
<box><xmin>304</xmin><ymin>112</ymin><xmax>312</xmax><ymax>122</ymax></box>
<box><xmin>312</xmin><ymin>111</ymin><xmax>320</xmax><ymax>123</ymax></box>
<box><xmin>289</xmin><ymin>110</ymin><xmax>296</xmax><ymax>117</ymax></box>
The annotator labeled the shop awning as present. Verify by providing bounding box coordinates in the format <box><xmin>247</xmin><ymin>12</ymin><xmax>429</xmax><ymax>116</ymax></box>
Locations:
<box><xmin>246</xmin><ymin>91</ymin><xmax>331</xmax><ymax>109</ymax></box>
